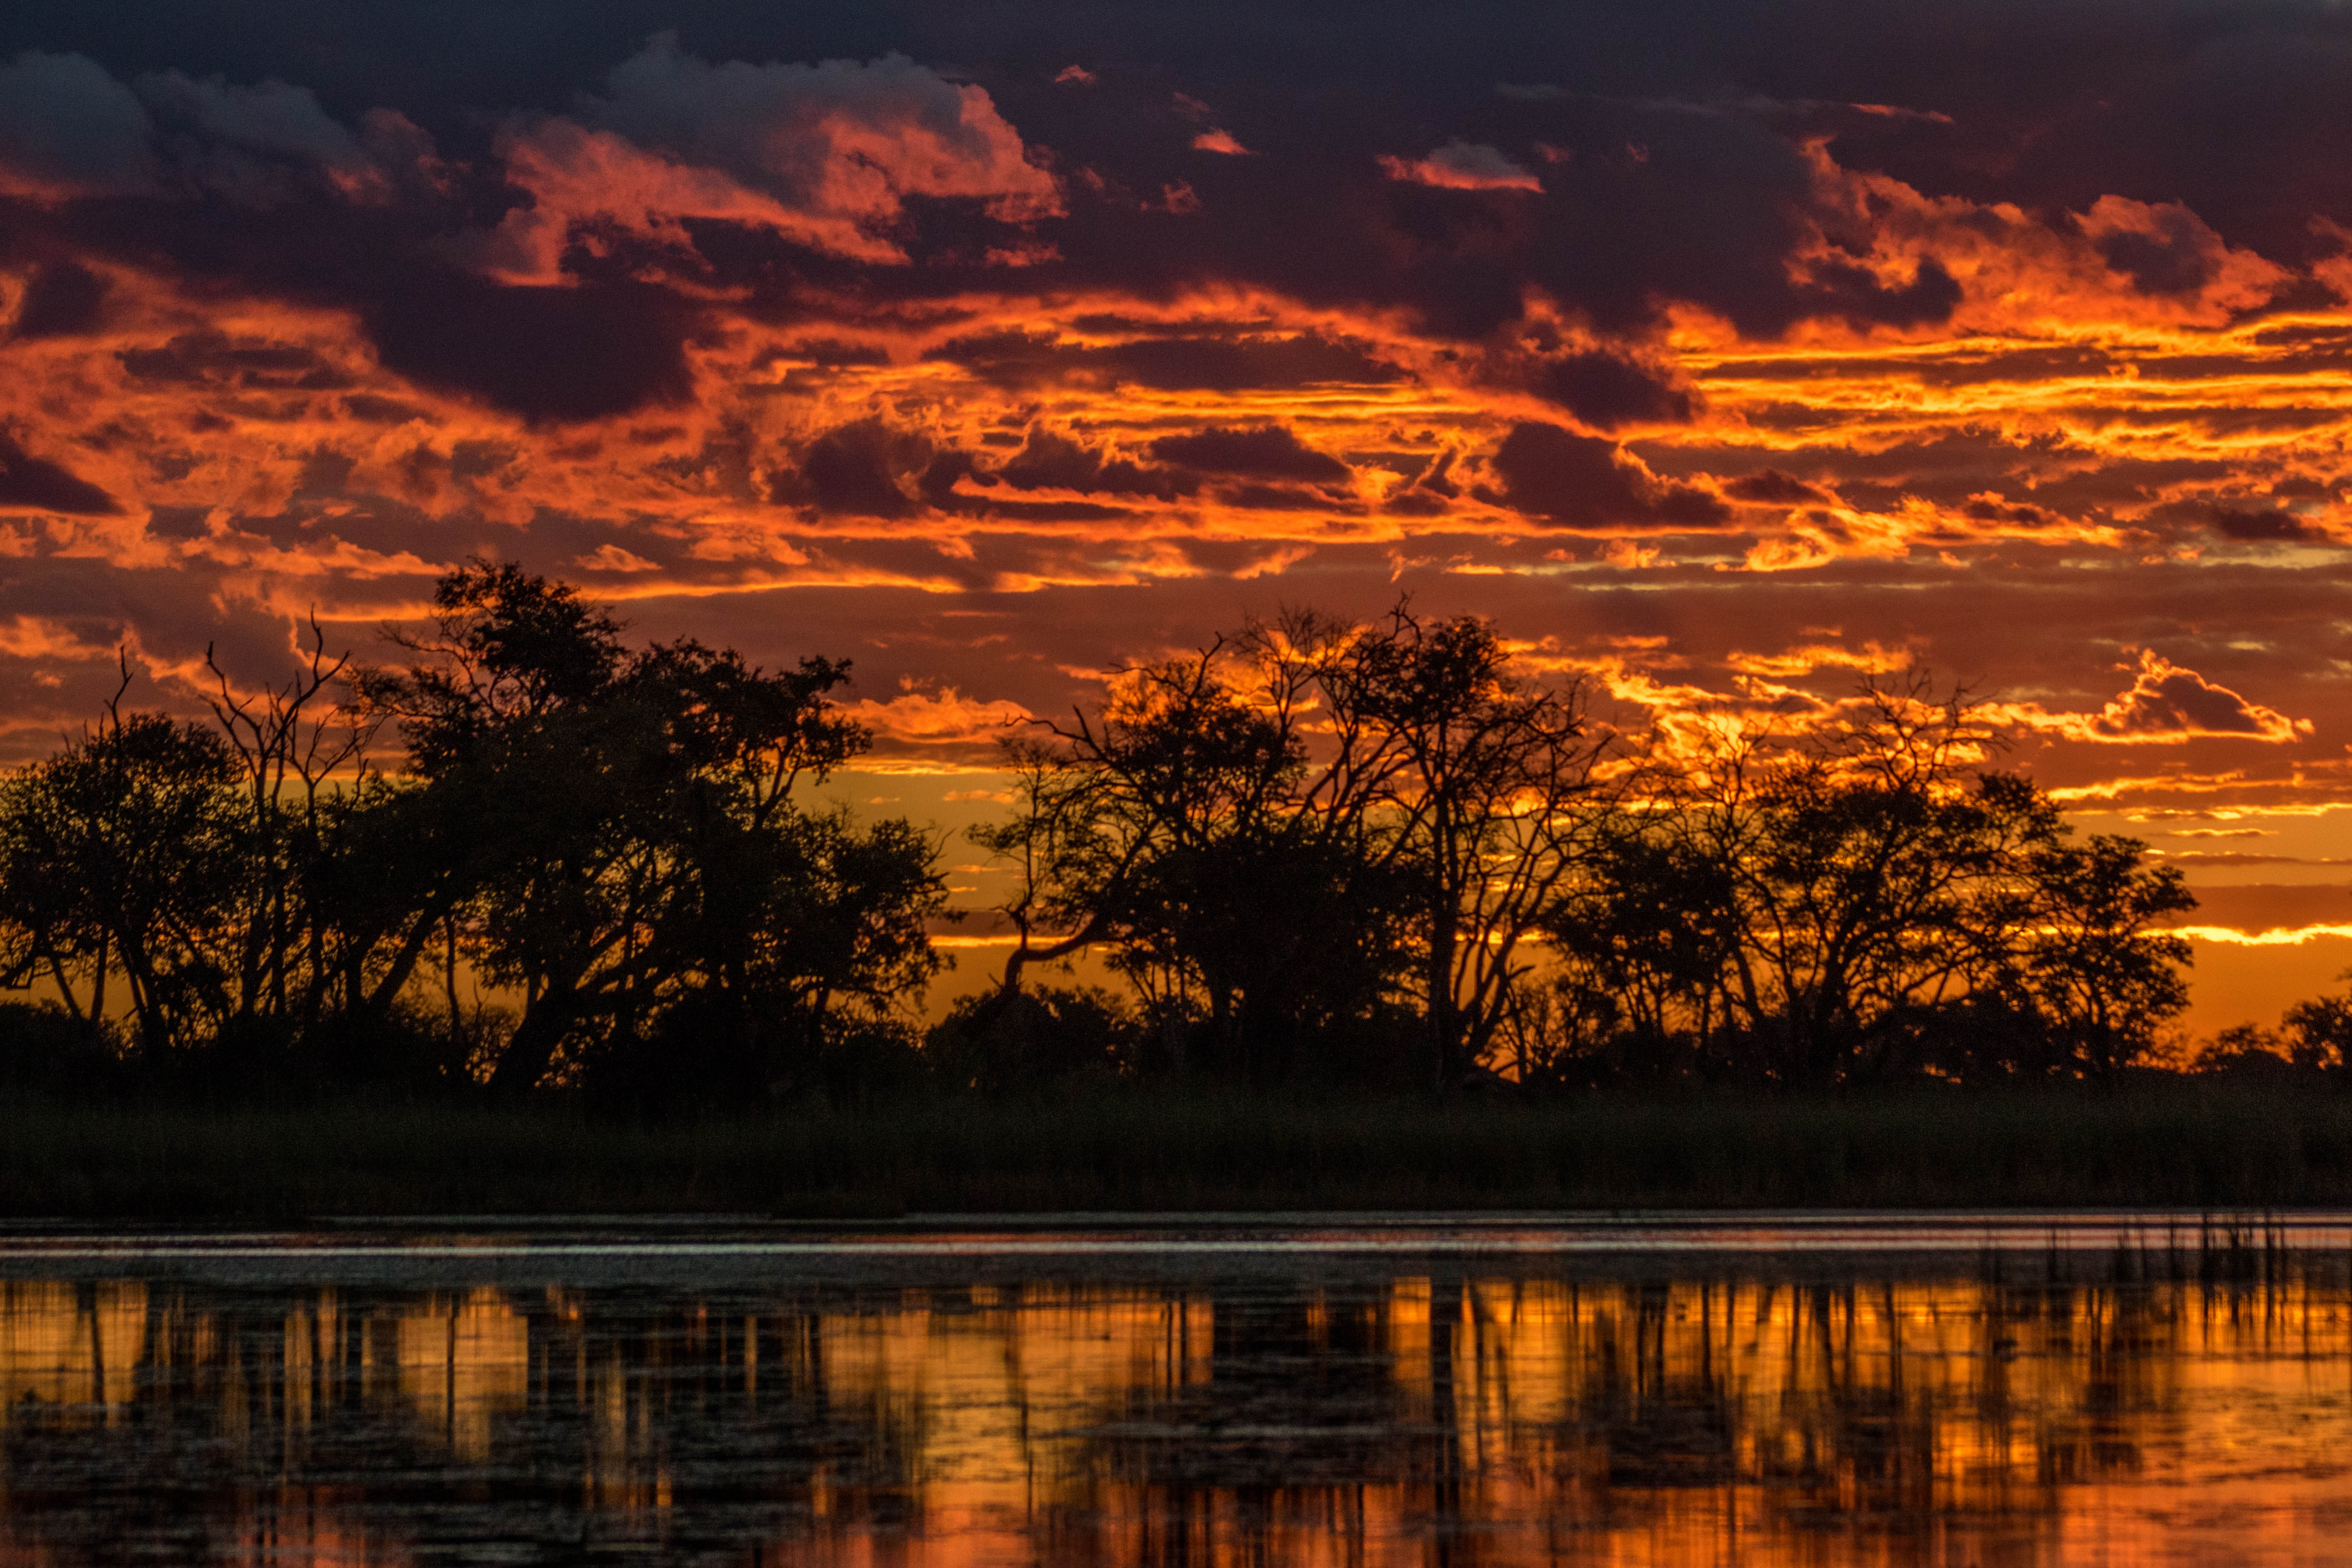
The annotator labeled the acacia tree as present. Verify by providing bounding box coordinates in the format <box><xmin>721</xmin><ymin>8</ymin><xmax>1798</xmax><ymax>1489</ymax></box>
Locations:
<box><xmin>977</xmin><ymin>603</ymin><xmax>1608</xmax><ymax>1085</ymax></box>
<box><xmin>1978</xmin><ymin>833</ymin><xmax>2194</xmax><ymax>1078</ymax></box>
<box><xmin>976</xmin><ymin>635</ymin><xmax>1407</xmax><ymax>1077</ymax></box>
<box><xmin>199</xmin><ymin>618</ymin><xmax>385</xmax><ymax>1034</ymax></box>
<box><xmin>1326</xmin><ymin>608</ymin><xmax>1604</xmax><ymax>1082</ymax></box>
<box><xmin>355</xmin><ymin>560</ymin><xmax>945</xmax><ymax>1093</ymax></box>
<box><xmin>1529</xmin><ymin>675</ymin><xmax>2194</xmax><ymax>1085</ymax></box>
<box><xmin>0</xmin><ymin>669</ymin><xmax>249</xmax><ymax>1049</ymax></box>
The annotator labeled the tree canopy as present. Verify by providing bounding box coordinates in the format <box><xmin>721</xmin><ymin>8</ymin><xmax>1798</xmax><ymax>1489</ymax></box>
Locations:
<box><xmin>0</xmin><ymin>573</ymin><xmax>2224</xmax><ymax>1100</ymax></box>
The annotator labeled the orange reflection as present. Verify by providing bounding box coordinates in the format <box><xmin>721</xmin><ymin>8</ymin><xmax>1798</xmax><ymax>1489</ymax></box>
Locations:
<box><xmin>2</xmin><ymin>1267</ymin><xmax>2351</xmax><ymax>1564</ymax></box>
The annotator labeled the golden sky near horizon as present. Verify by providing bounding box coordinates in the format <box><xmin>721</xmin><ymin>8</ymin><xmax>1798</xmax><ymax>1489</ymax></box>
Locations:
<box><xmin>6</xmin><ymin>3</ymin><xmax>2352</xmax><ymax>1033</ymax></box>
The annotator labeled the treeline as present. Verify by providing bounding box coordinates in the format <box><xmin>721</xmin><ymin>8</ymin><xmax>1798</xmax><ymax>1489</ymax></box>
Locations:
<box><xmin>0</xmin><ymin>562</ymin><xmax>943</xmax><ymax>1101</ymax></box>
<box><xmin>0</xmin><ymin>561</ymin><xmax>2342</xmax><ymax>1102</ymax></box>
<box><xmin>946</xmin><ymin>608</ymin><xmax>2269</xmax><ymax>1091</ymax></box>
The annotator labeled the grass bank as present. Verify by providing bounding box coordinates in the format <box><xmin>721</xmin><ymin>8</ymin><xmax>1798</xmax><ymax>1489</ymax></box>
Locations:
<box><xmin>8</xmin><ymin>1086</ymin><xmax>2352</xmax><ymax>1218</ymax></box>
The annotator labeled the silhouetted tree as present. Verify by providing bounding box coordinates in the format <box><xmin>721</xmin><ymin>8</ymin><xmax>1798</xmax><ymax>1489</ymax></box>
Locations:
<box><xmin>0</xmin><ymin>580</ymin><xmax>2221</xmax><ymax>1103</ymax></box>
<box><xmin>978</xmin><ymin>603</ymin><xmax>1607</xmax><ymax>1085</ymax></box>
<box><xmin>2199</xmin><ymin>974</ymin><xmax>2352</xmax><ymax>1078</ymax></box>
<box><xmin>198</xmin><ymin>618</ymin><xmax>388</xmax><ymax>1039</ymax></box>
<box><xmin>355</xmin><ymin>559</ymin><xmax>945</xmax><ymax>1094</ymax></box>
<box><xmin>0</xmin><ymin>671</ymin><xmax>248</xmax><ymax>1050</ymax></box>
<box><xmin>925</xmin><ymin>983</ymin><xmax>1140</xmax><ymax>1092</ymax></box>
<box><xmin>1326</xmin><ymin>607</ymin><xmax>1603</xmax><ymax>1081</ymax></box>
<box><xmin>977</xmin><ymin>631</ymin><xmax>1412</xmax><ymax>1079</ymax></box>
<box><xmin>1526</xmin><ymin>675</ymin><xmax>2193</xmax><ymax>1085</ymax></box>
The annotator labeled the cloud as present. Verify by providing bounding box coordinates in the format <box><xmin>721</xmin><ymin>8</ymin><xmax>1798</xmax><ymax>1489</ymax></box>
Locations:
<box><xmin>1997</xmin><ymin>653</ymin><xmax>2310</xmax><ymax>745</ymax></box>
<box><xmin>0</xmin><ymin>50</ymin><xmax>156</xmax><ymax>198</ymax></box>
<box><xmin>1145</xmin><ymin>424</ymin><xmax>1352</xmax><ymax>485</ymax></box>
<box><xmin>599</xmin><ymin>35</ymin><xmax>1056</xmax><ymax>219</ymax></box>
<box><xmin>992</xmin><ymin>429</ymin><xmax>1187</xmax><ymax>499</ymax></box>
<box><xmin>930</xmin><ymin>327</ymin><xmax>1402</xmax><ymax>393</ymax></box>
<box><xmin>0</xmin><ymin>613</ymin><xmax>113</xmax><ymax>661</ymax></box>
<box><xmin>2203</xmin><ymin>504</ymin><xmax>2326</xmax><ymax>544</ymax></box>
<box><xmin>462</xmin><ymin>36</ymin><xmax>1063</xmax><ymax>282</ymax></box>
<box><xmin>2076</xmin><ymin>195</ymin><xmax>2281</xmax><ymax>301</ymax></box>
<box><xmin>846</xmin><ymin>683</ymin><xmax>1032</xmax><ymax>753</ymax></box>
<box><xmin>10</xmin><ymin>261</ymin><xmax>108</xmax><ymax>338</ymax></box>
<box><xmin>468</xmin><ymin>117</ymin><xmax>904</xmax><ymax>278</ymax></box>
<box><xmin>1484</xmin><ymin>422</ymin><xmax>1729</xmax><ymax>533</ymax></box>
<box><xmin>137</xmin><ymin>69</ymin><xmax>377</xmax><ymax>205</ymax></box>
<box><xmin>1722</xmin><ymin>470</ymin><xmax>1835</xmax><ymax>507</ymax></box>
<box><xmin>118</xmin><ymin>331</ymin><xmax>354</xmax><ymax>391</ymax></box>
<box><xmin>1531</xmin><ymin>350</ymin><xmax>1698</xmax><ymax>430</ymax></box>
<box><xmin>1191</xmin><ymin>129</ymin><xmax>1252</xmax><ymax>155</ymax></box>
<box><xmin>768</xmin><ymin>418</ymin><xmax>996</xmax><ymax>521</ymax></box>
<box><xmin>1377</xmin><ymin>141</ymin><xmax>1542</xmax><ymax>193</ymax></box>
<box><xmin>14</xmin><ymin>0</ymin><xmax>2352</xmax><ymax>853</ymax></box>
<box><xmin>591</xmin><ymin>36</ymin><xmax>1058</xmax><ymax>221</ymax></box>
<box><xmin>359</xmin><ymin>272</ymin><xmax>698</xmax><ymax>422</ymax></box>
<box><xmin>1725</xmin><ymin>642</ymin><xmax>1909</xmax><ymax>679</ymax></box>
<box><xmin>575</xmin><ymin>544</ymin><xmax>660</xmax><ymax>573</ymax></box>
<box><xmin>0</xmin><ymin>431</ymin><xmax>118</xmax><ymax>514</ymax></box>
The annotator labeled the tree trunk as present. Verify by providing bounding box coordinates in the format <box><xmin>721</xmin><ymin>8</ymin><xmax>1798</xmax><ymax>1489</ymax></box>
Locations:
<box><xmin>488</xmin><ymin>981</ymin><xmax>575</xmax><ymax>1094</ymax></box>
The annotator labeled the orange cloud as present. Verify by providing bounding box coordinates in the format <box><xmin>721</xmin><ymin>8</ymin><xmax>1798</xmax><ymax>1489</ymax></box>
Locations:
<box><xmin>462</xmin><ymin>38</ymin><xmax>1062</xmax><ymax>282</ymax></box>
<box><xmin>0</xmin><ymin>614</ymin><xmax>113</xmax><ymax>662</ymax></box>
<box><xmin>1992</xmin><ymin>653</ymin><xmax>2309</xmax><ymax>745</ymax></box>
<box><xmin>1376</xmin><ymin>142</ymin><xmax>1542</xmax><ymax>193</ymax></box>
<box><xmin>845</xmin><ymin>681</ymin><xmax>1033</xmax><ymax>754</ymax></box>
<box><xmin>471</xmin><ymin>119</ymin><xmax>905</xmax><ymax>278</ymax></box>
<box><xmin>1724</xmin><ymin>641</ymin><xmax>1911</xmax><ymax>679</ymax></box>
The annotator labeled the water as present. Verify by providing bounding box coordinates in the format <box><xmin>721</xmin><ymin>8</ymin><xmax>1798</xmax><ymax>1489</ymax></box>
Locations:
<box><xmin>6</xmin><ymin>1215</ymin><xmax>2352</xmax><ymax>1564</ymax></box>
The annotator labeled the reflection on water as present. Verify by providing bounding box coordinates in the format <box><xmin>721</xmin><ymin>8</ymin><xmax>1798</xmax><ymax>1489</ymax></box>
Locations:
<box><xmin>6</xmin><ymin>1239</ymin><xmax>2352</xmax><ymax>1563</ymax></box>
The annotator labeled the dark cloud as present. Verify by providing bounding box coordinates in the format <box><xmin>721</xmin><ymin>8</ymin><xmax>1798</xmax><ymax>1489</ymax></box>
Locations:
<box><xmin>1962</xmin><ymin>495</ymin><xmax>2059</xmax><ymax>527</ymax></box>
<box><xmin>0</xmin><ymin>430</ymin><xmax>117</xmax><ymax>514</ymax></box>
<box><xmin>2207</xmin><ymin>505</ymin><xmax>2324</xmax><ymax>543</ymax></box>
<box><xmin>1722</xmin><ymin>469</ymin><xmax>1833</xmax><ymax>506</ymax></box>
<box><xmin>1707</xmin><ymin>344</ymin><xmax>2135</xmax><ymax>393</ymax></box>
<box><xmin>581</xmin><ymin>33</ymin><xmax>1055</xmax><ymax>216</ymax></box>
<box><xmin>118</xmin><ymin>330</ymin><xmax>353</xmax><ymax>390</ymax></box>
<box><xmin>1486</xmin><ymin>421</ymin><xmax>1729</xmax><ymax>532</ymax></box>
<box><xmin>1146</xmin><ymin>424</ymin><xmax>1351</xmax><ymax>483</ymax></box>
<box><xmin>992</xmin><ymin>428</ymin><xmax>1190</xmax><ymax>499</ymax></box>
<box><xmin>2090</xmin><ymin>653</ymin><xmax>2302</xmax><ymax>741</ymax></box>
<box><xmin>770</xmin><ymin>417</ymin><xmax>934</xmax><ymax>519</ymax></box>
<box><xmin>137</xmin><ymin>67</ymin><xmax>375</xmax><ymax>205</ymax></box>
<box><xmin>1534</xmin><ymin>350</ymin><xmax>1699</xmax><ymax>429</ymax></box>
<box><xmin>359</xmin><ymin>274</ymin><xmax>698</xmax><ymax>422</ymax></box>
<box><xmin>2088</xmin><ymin>205</ymin><xmax>2223</xmax><ymax>298</ymax></box>
<box><xmin>1222</xmin><ymin>481</ymin><xmax>1357</xmax><ymax>511</ymax></box>
<box><xmin>930</xmin><ymin>328</ymin><xmax>1402</xmax><ymax>393</ymax></box>
<box><xmin>1793</xmin><ymin>256</ymin><xmax>1962</xmax><ymax>331</ymax></box>
<box><xmin>0</xmin><ymin>0</ymin><xmax>2297</xmax><ymax>436</ymax></box>
<box><xmin>779</xmin><ymin>337</ymin><xmax>891</xmax><ymax>368</ymax></box>
<box><xmin>0</xmin><ymin>50</ymin><xmax>155</xmax><ymax>194</ymax></box>
<box><xmin>11</xmin><ymin>259</ymin><xmax>108</xmax><ymax>337</ymax></box>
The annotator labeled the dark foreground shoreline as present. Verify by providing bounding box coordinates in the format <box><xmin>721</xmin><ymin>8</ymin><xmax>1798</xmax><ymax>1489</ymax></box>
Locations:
<box><xmin>8</xmin><ymin>1086</ymin><xmax>2352</xmax><ymax>1218</ymax></box>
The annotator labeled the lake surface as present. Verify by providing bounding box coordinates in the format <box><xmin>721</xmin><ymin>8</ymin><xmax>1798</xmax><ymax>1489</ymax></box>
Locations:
<box><xmin>5</xmin><ymin>1214</ymin><xmax>2352</xmax><ymax>1564</ymax></box>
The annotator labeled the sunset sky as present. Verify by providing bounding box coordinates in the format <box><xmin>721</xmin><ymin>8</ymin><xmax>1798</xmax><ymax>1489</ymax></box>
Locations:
<box><xmin>4</xmin><ymin>0</ymin><xmax>2352</xmax><ymax>1033</ymax></box>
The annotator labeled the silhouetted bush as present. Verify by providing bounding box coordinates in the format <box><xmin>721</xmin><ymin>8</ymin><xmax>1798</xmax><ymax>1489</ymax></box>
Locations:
<box><xmin>925</xmin><ymin>985</ymin><xmax>1141</xmax><ymax>1093</ymax></box>
<box><xmin>0</xmin><ymin>1002</ymin><xmax>123</xmax><ymax>1098</ymax></box>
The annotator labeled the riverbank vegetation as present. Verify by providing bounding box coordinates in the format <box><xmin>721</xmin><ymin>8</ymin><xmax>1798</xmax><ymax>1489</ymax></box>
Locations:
<box><xmin>7</xmin><ymin>1086</ymin><xmax>2352</xmax><ymax>1217</ymax></box>
<box><xmin>1</xmin><ymin>559</ymin><xmax>2346</xmax><ymax>1119</ymax></box>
